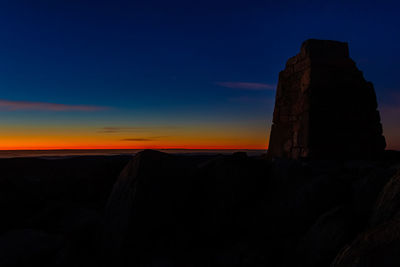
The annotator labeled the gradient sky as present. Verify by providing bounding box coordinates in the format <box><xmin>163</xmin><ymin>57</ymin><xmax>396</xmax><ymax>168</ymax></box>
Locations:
<box><xmin>1</xmin><ymin>0</ymin><xmax>399</xmax><ymax>150</ymax></box>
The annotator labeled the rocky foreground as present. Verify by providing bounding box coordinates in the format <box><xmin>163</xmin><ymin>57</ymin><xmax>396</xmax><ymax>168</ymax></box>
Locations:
<box><xmin>1</xmin><ymin>150</ymin><xmax>400</xmax><ymax>266</ymax></box>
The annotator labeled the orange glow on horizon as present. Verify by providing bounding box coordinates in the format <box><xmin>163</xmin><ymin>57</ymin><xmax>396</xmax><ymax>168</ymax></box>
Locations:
<box><xmin>0</xmin><ymin>139</ymin><xmax>268</xmax><ymax>150</ymax></box>
<box><xmin>0</xmin><ymin>143</ymin><xmax>268</xmax><ymax>151</ymax></box>
<box><xmin>0</xmin><ymin>124</ymin><xmax>269</xmax><ymax>151</ymax></box>
<box><xmin>2</xmin><ymin>124</ymin><xmax>399</xmax><ymax>151</ymax></box>
<box><xmin>0</xmin><ymin>146</ymin><xmax>267</xmax><ymax>151</ymax></box>
<box><xmin>0</xmin><ymin>136</ymin><xmax>268</xmax><ymax>151</ymax></box>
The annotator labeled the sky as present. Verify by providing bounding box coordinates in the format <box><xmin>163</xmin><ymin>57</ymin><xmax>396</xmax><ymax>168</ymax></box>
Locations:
<box><xmin>0</xmin><ymin>0</ymin><xmax>399</xmax><ymax>150</ymax></box>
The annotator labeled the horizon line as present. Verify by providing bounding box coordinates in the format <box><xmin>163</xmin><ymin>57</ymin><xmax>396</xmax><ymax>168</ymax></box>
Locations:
<box><xmin>0</xmin><ymin>148</ymin><xmax>268</xmax><ymax>151</ymax></box>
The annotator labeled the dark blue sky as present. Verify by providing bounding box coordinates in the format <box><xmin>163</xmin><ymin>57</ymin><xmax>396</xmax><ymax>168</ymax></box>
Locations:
<box><xmin>0</xmin><ymin>0</ymin><xmax>399</xmax><ymax>149</ymax></box>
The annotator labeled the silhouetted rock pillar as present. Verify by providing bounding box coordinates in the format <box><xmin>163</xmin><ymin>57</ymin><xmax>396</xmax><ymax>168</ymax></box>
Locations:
<box><xmin>268</xmin><ymin>39</ymin><xmax>386</xmax><ymax>159</ymax></box>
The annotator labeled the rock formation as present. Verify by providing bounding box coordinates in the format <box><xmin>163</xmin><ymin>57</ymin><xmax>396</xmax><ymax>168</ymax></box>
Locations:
<box><xmin>268</xmin><ymin>39</ymin><xmax>386</xmax><ymax>159</ymax></box>
<box><xmin>101</xmin><ymin>150</ymin><xmax>269</xmax><ymax>266</ymax></box>
<box><xmin>331</xmin><ymin>171</ymin><xmax>400</xmax><ymax>267</ymax></box>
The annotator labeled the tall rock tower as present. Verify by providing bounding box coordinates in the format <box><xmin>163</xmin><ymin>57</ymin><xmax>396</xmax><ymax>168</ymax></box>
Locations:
<box><xmin>268</xmin><ymin>39</ymin><xmax>386</xmax><ymax>159</ymax></box>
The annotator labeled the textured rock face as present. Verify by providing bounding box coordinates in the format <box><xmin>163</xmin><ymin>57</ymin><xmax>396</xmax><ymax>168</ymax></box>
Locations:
<box><xmin>330</xmin><ymin>170</ymin><xmax>400</xmax><ymax>266</ymax></box>
<box><xmin>268</xmin><ymin>39</ymin><xmax>386</xmax><ymax>159</ymax></box>
<box><xmin>101</xmin><ymin>150</ymin><xmax>269</xmax><ymax>266</ymax></box>
<box><xmin>331</xmin><ymin>218</ymin><xmax>400</xmax><ymax>267</ymax></box>
<box><xmin>370</xmin><ymin>170</ymin><xmax>400</xmax><ymax>227</ymax></box>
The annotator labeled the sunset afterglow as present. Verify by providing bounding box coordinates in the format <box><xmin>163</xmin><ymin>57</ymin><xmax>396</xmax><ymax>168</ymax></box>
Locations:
<box><xmin>0</xmin><ymin>1</ymin><xmax>399</xmax><ymax>151</ymax></box>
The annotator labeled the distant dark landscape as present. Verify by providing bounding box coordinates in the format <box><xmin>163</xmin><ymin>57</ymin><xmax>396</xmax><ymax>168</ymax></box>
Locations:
<box><xmin>0</xmin><ymin>149</ymin><xmax>266</xmax><ymax>159</ymax></box>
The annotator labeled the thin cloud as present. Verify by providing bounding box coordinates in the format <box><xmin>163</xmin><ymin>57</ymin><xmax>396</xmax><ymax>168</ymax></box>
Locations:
<box><xmin>228</xmin><ymin>96</ymin><xmax>274</xmax><ymax>105</ymax></box>
<box><xmin>121</xmin><ymin>136</ymin><xmax>167</xmax><ymax>142</ymax></box>
<box><xmin>121</xmin><ymin>138</ymin><xmax>154</xmax><ymax>142</ymax></box>
<box><xmin>99</xmin><ymin>127</ymin><xmax>150</xmax><ymax>133</ymax></box>
<box><xmin>99</xmin><ymin>126</ymin><xmax>178</xmax><ymax>133</ymax></box>
<box><xmin>0</xmin><ymin>99</ymin><xmax>108</xmax><ymax>111</ymax></box>
<box><xmin>216</xmin><ymin>82</ymin><xmax>275</xmax><ymax>91</ymax></box>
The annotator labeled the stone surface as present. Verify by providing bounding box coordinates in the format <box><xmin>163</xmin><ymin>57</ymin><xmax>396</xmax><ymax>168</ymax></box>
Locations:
<box><xmin>330</xmin><ymin>168</ymin><xmax>400</xmax><ymax>266</ymax></box>
<box><xmin>0</xmin><ymin>229</ymin><xmax>64</xmax><ymax>266</ymax></box>
<box><xmin>101</xmin><ymin>150</ymin><xmax>201</xmax><ymax>266</ymax></box>
<box><xmin>101</xmin><ymin>150</ymin><xmax>269</xmax><ymax>267</ymax></box>
<box><xmin>370</xmin><ymin>170</ymin><xmax>400</xmax><ymax>227</ymax></box>
<box><xmin>296</xmin><ymin>206</ymin><xmax>352</xmax><ymax>267</ymax></box>
<box><xmin>268</xmin><ymin>39</ymin><xmax>386</xmax><ymax>159</ymax></box>
<box><xmin>331</xmin><ymin>218</ymin><xmax>400</xmax><ymax>267</ymax></box>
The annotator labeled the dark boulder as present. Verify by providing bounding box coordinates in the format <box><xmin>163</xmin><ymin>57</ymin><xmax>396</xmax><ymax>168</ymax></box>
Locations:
<box><xmin>332</xmin><ymin>219</ymin><xmax>400</xmax><ymax>267</ymax></box>
<box><xmin>102</xmin><ymin>150</ymin><xmax>201</xmax><ymax>266</ymax></box>
<box><xmin>0</xmin><ymin>229</ymin><xmax>64</xmax><ymax>267</ymax></box>
<box><xmin>101</xmin><ymin>150</ymin><xmax>269</xmax><ymax>266</ymax></box>
<box><xmin>296</xmin><ymin>206</ymin><xmax>352</xmax><ymax>267</ymax></box>
<box><xmin>370</xmin><ymin>171</ymin><xmax>400</xmax><ymax>227</ymax></box>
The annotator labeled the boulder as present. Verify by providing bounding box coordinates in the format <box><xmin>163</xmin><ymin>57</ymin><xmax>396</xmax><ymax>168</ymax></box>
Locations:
<box><xmin>296</xmin><ymin>206</ymin><xmax>352</xmax><ymax>267</ymax></box>
<box><xmin>101</xmin><ymin>150</ymin><xmax>270</xmax><ymax>266</ymax></box>
<box><xmin>101</xmin><ymin>150</ymin><xmax>200</xmax><ymax>266</ymax></box>
<box><xmin>0</xmin><ymin>229</ymin><xmax>64</xmax><ymax>266</ymax></box>
<box><xmin>332</xmin><ymin>218</ymin><xmax>400</xmax><ymax>267</ymax></box>
<box><xmin>370</xmin><ymin>171</ymin><xmax>400</xmax><ymax>227</ymax></box>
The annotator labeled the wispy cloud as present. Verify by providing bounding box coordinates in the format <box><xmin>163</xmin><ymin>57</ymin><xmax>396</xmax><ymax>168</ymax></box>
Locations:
<box><xmin>228</xmin><ymin>96</ymin><xmax>274</xmax><ymax>105</ymax></box>
<box><xmin>121</xmin><ymin>136</ymin><xmax>167</xmax><ymax>142</ymax></box>
<box><xmin>121</xmin><ymin>138</ymin><xmax>154</xmax><ymax>142</ymax></box>
<box><xmin>99</xmin><ymin>127</ymin><xmax>150</xmax><ymax>133</ymax></box>
<box><xmin>216</xmin><ymin>82</ymin><xmax>275</xmax><ymax>91</ymax></box>
<box><xmin>0</xmin><ymin>99</ymin><xmax>108</xmax><ymax>111</ymax></box>
<box><xmin>99</xmin><ymin>126</ymin><xmax>178</xmax><ymax>133</ymax></box>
